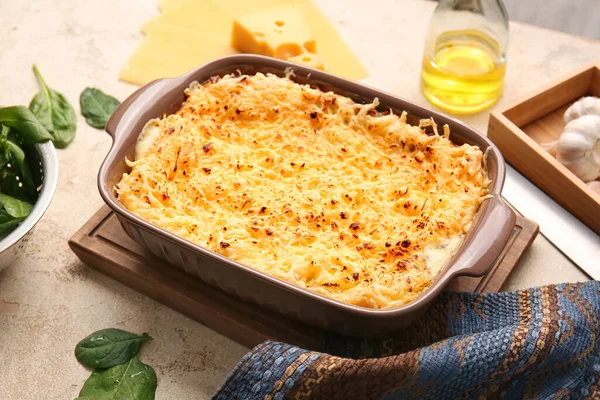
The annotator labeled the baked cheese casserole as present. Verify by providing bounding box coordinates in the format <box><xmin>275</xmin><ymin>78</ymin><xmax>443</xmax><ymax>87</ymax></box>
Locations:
<box><xmin>117</xmin><ymin>73</ymin><xmax>488</xmax><ymax>309</ymax></box>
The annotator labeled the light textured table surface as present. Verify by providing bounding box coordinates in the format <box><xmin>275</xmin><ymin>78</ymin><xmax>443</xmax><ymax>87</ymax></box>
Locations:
<box><xmin>0</xmin><ymin>0</ymin><xmax>598</xmax><ymax>398</ymax></box>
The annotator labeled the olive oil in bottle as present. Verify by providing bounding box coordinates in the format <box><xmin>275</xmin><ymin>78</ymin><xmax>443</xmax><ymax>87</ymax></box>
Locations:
<box><xmin>421</xmin><ymin>0</ymin><xmax>509</xmax><ymax>115</ymax></box>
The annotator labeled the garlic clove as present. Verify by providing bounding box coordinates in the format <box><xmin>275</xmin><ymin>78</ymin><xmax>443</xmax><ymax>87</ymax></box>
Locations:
<box><xmin>541</xmin><ymin>139</ymin><xmax>558</xmax><ymax>156</ymax></box>
<box><xmin>564</xmin><ymin>96</ymin><xmax>600</xmax><ymax>124</ymax></box>
<box><xmin>556</xmin><ymin>115</ymin><xmax>600</xmax><ymax>182</ymax></box>
<box><xmin>586</xmin><ymin>180</ymin><xmax>600</xmax><ymax>196</ymax></box>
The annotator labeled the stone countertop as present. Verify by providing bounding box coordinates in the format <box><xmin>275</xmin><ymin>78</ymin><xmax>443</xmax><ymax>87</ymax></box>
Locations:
<box><xmin>0</xmin><ymin>0</ymin><xmax>597</xmax><ymax>398</ymax></box>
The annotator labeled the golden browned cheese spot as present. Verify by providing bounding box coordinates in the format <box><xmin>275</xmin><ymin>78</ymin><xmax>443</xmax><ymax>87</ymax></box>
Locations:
<box><xmin>117</xmin><ymin>73</ymin><xmax>487</xmax><ymax>309</ymax></box>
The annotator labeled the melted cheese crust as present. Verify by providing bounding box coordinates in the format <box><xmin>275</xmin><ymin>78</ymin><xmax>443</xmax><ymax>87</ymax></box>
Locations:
<box><xmin>117</xmin><ymin>73</ymin><xmax>487</xmax><ymax>309</ymax></box>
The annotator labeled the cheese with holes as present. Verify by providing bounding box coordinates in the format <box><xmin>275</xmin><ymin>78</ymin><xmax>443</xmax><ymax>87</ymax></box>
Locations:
<box><xmin>287</xmin><ymin>52</ymin><xmax>324</xmax><ymax>69</ymax></box>
<box><xmin>122</xmin><ymin>0</ymin><xmax>366</xmax><ymax>85</ymax></box>
<box><xmin>231</xmin><ymin>7</ymin><xmax>323</xmax><ymax>69</ymax></box>
<box><xmin>116</xmin><ymin>74</ymin><xmax>487</xmax><ymax>309</ymax></box>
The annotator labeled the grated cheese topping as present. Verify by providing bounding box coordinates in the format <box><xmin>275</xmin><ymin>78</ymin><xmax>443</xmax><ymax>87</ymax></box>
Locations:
<box><xmin>116</xmin><ymin>73</ymin><xmax>488</xmax><ymax>309</ymax></box>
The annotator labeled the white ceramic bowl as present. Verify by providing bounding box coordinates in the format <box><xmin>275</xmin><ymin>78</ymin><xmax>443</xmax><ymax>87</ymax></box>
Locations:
<box><xmin>0</xmin><ymin>141</ymin><xmax>58</xmax><ymax>272</ymax></box>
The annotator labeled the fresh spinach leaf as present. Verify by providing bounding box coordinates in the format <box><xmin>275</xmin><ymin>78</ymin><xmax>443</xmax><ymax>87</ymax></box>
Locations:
<box><xmin>0</xmin><ymin>171</ymin><xmax>35</xmax><ymax>203</ymax></box>
<box><xmin>75</xmin><ymin>328</ymin><xmax>152</xmax><ymax>369</ymax></box>
<box><xmin>0</xmin><ymin>106</ymin><xmax>53</xmax><ymax>145</ymax></box>
<box><xmin>0</xmin><ymin>152</ymin><xmax>7</xmax><ymax>171</ymax></box>
<box><xmin>0</xmin><ymin>210</ymin><xmax>23</xmax><ymax>237</ymax></box>
<box><xmin>0</xmin><ymin>193</ymin><xmax>33</xmax><ymax>219</ymax></box>
<box><xmin>29</xmin><ymin>65</ymin><xmax>77</xmax><ymax>148</ymax></box>
<box><xmin>0</xmin><ymin>125</ymin><xmax>8</xmax><ymax>140</ymax></box>
<box><xmin>0</xmin><ymin>127</ymin><xmax>9</xmax><ymax>171</ymax></box>
<box><xmin>0</xmin><ymin>124</ymin><xmax>39</xmax><ymax>201</ymax></box>
<box><xmin>76</xmin><ymin>355</ymin><xmax>157</xmax><ymax>400</ymax></box>
<box><xmin>80</xmin><ymin>88</ymin><xmax>121</xmax><ymax>129</ymax></box>
<box><xmin>4</xmin><ymin>140</ymin><xmax>34</xmax><ymax>186</ymax></box>
<box><xmin>23</xmin><ymin>144</ymin><xmax>43</xmax><ymax>189</ymax></box>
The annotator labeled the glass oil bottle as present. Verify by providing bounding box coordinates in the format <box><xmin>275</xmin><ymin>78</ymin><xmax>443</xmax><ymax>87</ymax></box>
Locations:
<box><xmin>421</xmin><ymin>0</ymin><xmax>510</xmax><ymax>114</ymax></box>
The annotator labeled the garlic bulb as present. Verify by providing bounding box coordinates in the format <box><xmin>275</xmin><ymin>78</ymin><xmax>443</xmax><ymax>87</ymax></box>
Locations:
<box><xmin>564</xmin><ymin>96</ymin><xmax>600</xmax><ymax>124</ymax></box>
<box><xmin>587</xmin><ymin>180</ymin><xmax>600</xmax><ymax>195</ymax></box>
<box><xmin>555</xmin><ymin>114</ymin><xmax>600</xmax><ymax>182</ymax></box>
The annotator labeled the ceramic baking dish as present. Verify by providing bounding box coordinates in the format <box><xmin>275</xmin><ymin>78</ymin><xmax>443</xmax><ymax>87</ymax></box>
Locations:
<box><xmin>99</xmin><ymin>55</ymin><xmax>515</xmax><ymax>338</ymax></box>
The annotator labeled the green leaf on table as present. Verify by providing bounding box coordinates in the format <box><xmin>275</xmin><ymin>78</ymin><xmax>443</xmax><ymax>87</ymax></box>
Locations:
<box><xmin>76</xmin><ymin>355</ymin><xmax>157</xmax><ymax>400</ymax></box>
<box><xmin>75</xmin><ymin>328</ymin><xmax>152</xmax><ymax>369</ymax></box>
<box><xmin>0</xmin><ymin>106</ymin><xmax>54</xmax><ymax>145</ymax></box>
<box><xmin>4</xmin><ymin>140</ymin><xmax>34</xmax><ymax>187</ymax></box>
<box><xmin>29</xmin><ymin>64</ymin><xmax>77</xmax><ymax>148</ymax></box>
<box><xmin>80</xmin><ymin>88</ymin><xmax>121</xmax><ymax>129</ymax></box>
<box><xmin>0</xmin><ymin>193</ymin><xmax>33</xmax><ymax>219</ymax></box>
<box><xmin>0</xmin><ymin>210</ymin><xmax>23</xmax><ymax>237</ymax></box>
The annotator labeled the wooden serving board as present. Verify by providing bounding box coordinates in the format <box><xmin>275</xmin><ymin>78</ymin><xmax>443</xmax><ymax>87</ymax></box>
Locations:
<box><xmin>69</xmin><ymin>206</ymin><xmax>538</xmax><ymax>350</ymax></box>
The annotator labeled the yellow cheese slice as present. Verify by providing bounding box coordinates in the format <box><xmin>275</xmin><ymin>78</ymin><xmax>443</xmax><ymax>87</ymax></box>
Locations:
<box><xmin>142</xmin><ymin>0</ymin><xmax>231</xmax><ymax>37</ymax></box>
<box><xmin>217</xmin><ymin>0</ymin><xmax>308</xmax><ymax>17</ymax></box>
<box><xmin>300</xmin><ymin>2</ymin><xmax>366</xmax><ymax>80</ymax></box>
<box><xmin>133</xmin><ymin>0</ymin><xmax>366</xmax><ymax>83</ymax></box>
<box><xmin>158</xmin><ymin>0</ymin><xmax>187</xmax><ymax>12</ymax></box>
<box><xmin>119</xmin><ymin>25</ymin><xmax>237</xmax><ymax>85</ymax></box>
<box><xmin>159</xmin><ymin>0</ymin><xmax>307</xmax><ymax>14</ymax></box>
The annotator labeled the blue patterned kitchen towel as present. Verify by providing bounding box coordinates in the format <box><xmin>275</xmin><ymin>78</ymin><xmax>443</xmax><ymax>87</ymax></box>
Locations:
<box><xmin>214</xmin><ymin>282</ymin><xmax>600</xmax><ymax>399</ymax></box>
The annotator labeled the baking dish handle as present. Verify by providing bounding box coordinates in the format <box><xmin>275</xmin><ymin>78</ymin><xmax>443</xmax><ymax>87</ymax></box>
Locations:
<box><xmin>105</xmin><ymin>79</ymin><xmax>163</xmax><ymax>142</ymax></box>
<box><xmin>446</xmin><ymin>196</ymin><xmax>516</xmax><ymax>278</ymax></box>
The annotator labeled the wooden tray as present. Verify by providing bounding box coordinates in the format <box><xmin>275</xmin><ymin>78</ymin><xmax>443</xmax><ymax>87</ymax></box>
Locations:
<box><xmin>489</xmin><ymin>62</ymin><xmax>600</xmax><ymax>235</ymax></box>
<box><xmin>69</xmin><ymin>206</ymin><xmax>538</xmax><ymax>350</ymax></box>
